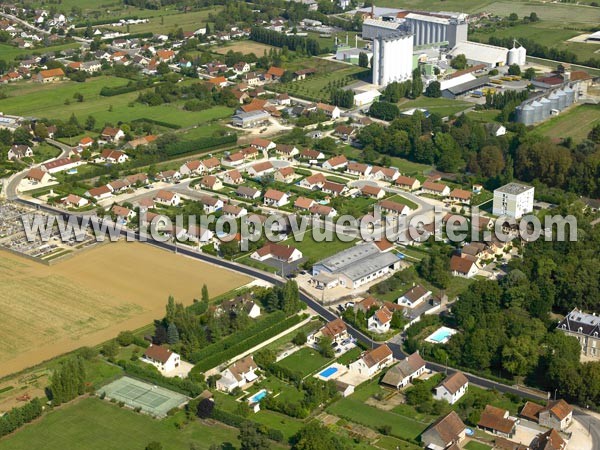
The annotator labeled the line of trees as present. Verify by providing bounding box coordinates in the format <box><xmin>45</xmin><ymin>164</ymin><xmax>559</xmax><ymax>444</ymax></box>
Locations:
<box><xmin>0</xmin><ymin>398</ymin><xmax>43</xmax><ymax>438</ymax></box>
<box><xmin>49</xmin><ymin>357</ymin><xmax>86</xmax><ymax>405</ymax></box>
<box><xmin>250</xmin><ymin>27</ymin><xmax>321</xmax><ymax>56</ymax></box>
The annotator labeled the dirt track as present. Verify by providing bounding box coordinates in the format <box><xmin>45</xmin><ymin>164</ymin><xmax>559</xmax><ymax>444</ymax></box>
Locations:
<box><xmin>0</xmin><ymin>242</ymin><xmax>250</xmax><ymax>378</ymax></box>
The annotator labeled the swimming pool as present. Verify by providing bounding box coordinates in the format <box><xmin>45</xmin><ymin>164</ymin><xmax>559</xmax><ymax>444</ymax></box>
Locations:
<box><xmin>248</xmin><ymin>389</ymin><xmax>267</xmax><ymax>403</ymax></box>
<box><xmin>319</xmin><ymin>367</ymin><xmax>338</xmax><ymax>379</ymax></box>
<box><xmin>425</xmin><ymin>326</ymin><xmax>458</xmax><ymax>344</ymax></box>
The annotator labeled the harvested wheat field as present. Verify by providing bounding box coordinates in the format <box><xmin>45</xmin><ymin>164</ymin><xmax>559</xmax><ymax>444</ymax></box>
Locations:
<box><xmin>214</xmin><ymin>41</ymin><xmax>276</xmax><ymax>55</ymax></box>
<box><xmin>0</xmin><ymin>242</ymin><xmax>250</xmax><ymax>377</ymax></box>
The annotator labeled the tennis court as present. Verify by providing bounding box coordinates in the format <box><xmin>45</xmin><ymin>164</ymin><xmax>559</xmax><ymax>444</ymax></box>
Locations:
<box><xmin>98</xmin><ymin>376</ymin><xmax>189</xmax><ymax>418</ymax></box>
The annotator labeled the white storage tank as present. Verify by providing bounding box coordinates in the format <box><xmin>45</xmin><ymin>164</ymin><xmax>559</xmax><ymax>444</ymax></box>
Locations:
<box><xmin>540</xmin><ymin>97</ymin><xmax>551</xmax><ymax>120</ymax></box>
<box><xmin>518</xmin><ymin>104</ymin><xmax>535</xmax><ymax>126</ymax></box>
<box><xmin>517</xmin><ymin>46</ymin><xmax>527</xmax><ymax>65</ymax></box>
<box><xmin>564</xmin><ymin>85</ymin><xmax>575</xmax><ymax>106</ymax></box>
<box><xmin>556</xmin><ymin>89</ymin><xmax>567</xmax><ymax>110</ymax></box>
<box><xmin>530</xmin><ymin>100</ymin><xmax>543</xmax><ymax>123</ymax></box>
<box><xmin>507</xmin><ymin>47</ymin><xmax>519</xmax><ymax>66</ymax></box>
<box><xmin>548</xmin><ymin>92</ymin><xmax>559</xmax><ymax>111</ymax></box>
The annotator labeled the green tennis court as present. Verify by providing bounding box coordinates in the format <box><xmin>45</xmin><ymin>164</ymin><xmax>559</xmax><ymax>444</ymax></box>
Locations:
<box><xmin>98</xmin><ymin>376</ymin><xmax>189</xmax><ymax>418</ymax></box>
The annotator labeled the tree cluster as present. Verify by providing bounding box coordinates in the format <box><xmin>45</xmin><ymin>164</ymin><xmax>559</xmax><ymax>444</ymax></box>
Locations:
<box><xmin>49</xmin><ymin>357</ymin><xmax>86</xmax><ymax>405</ymax></box>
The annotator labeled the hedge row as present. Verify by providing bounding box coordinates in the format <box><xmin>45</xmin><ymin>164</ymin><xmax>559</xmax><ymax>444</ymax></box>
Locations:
<box><xmin>191</xmin><ymin>313</ymin><xmax>305</xmax><ymax>372</ymax></box>
<box><xmin>100</xmin><ymin>85</ymin><xmax>139</xmax><ymax>97</ymax></box>
<box><xmin>131</xmin><ymin>117</ymin><xmax>181</xmax><ymax>130</ymax></box>
<box><xmin>162</xmin><ymin>134</ymin><xmax>237</xmax><ymax>157</ymax></box>
<box><xmin>75</xmin><ymin>16</ymin><xmax>142</xmax><ymax>27</ymax></box>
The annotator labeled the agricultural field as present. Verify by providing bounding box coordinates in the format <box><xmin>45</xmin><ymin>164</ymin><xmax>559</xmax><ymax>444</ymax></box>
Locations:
<box><xmin>535</xmin><ymin>104</ymin><xmax>600</xmax><ymax>142</ymax></box>
<box><xmin>105</xmin><ymin>7</ymin><xmax>219</xmax><ymax>34</ymax></box>
<box><xmin>0</xmin><ymin>397</ymin><xmax>242</xmax><ymax>450</ymax></box>
<box><xmin>0</xmin><ymin>43</ymin><xmax>82</xmax><ymax>62</ymax></box>
<box><xmin>214</xmin><ymin>41</ymin><xmax>277</xmax><ymax>56</ymax></box>
<box><xmin>0</xmin><ymin>242</ymin><xmax>250</xmax><ymax>377</ymax></box>
<box><xmin>0</xmin><ymin>77</ymin><xmax>234</xmax><ymax>129</ymax></box>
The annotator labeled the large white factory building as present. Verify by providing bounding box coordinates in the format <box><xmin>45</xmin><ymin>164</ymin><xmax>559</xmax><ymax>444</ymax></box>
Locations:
<box><xmin>372</xmin><ymin>33</ymin><xmax>414</xmax><ymax>87</ymax></box>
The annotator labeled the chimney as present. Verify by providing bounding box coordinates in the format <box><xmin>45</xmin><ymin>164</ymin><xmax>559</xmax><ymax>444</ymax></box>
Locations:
<box><xmin>372</xmin><ymin>3</ymin><xmax>375</xmax><ymax>18</ymax></box>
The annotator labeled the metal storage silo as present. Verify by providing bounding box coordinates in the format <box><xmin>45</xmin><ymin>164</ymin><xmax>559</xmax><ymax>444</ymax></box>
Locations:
<box><xmin>556</xmin><ymin>89</ymin><xmax>567</xmax><ymax>110</ymax></box>
<box><xmin>519</xmin><ymin>104</ymin><xmax>535</xmax><ymax>126</ymax></box>
<box><xmin>563</xmin><ymin>85</ymin><xmax>575</xmax><ymax>106</ymax></box>
<box><xmin>507</xmin><ymin>47</ymin><xmax>519</xmax><ymax>66</ymax></box>
<box><xmin>530</xmin><ymin>100</ymin><xmax>543</xmax><ymax>123</ymax></box>
<box><xmin>540</xmin><ymin>97</ymin><xmax>551</xmax><ymax>120</ymax></box>
<box><xmin>548</xmin><ymin>92</ymin><xmax>559</xmax><ymax>111</ymax></box>
<box><xmin>517</xmin><ymin>46</ymin><xmax>527</xmax><ymax>65</ymax></box>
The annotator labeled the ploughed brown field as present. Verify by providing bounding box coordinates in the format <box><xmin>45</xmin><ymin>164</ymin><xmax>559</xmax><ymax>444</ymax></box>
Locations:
<box><xmin>0</xmin><ymin>242</ymin><xmax>250</xmax><ymax>378</ymax></box>
<box><xmin>214</xmin><ymin>41</ymin><xmax>276</xmax><ymax>55</ymax></box>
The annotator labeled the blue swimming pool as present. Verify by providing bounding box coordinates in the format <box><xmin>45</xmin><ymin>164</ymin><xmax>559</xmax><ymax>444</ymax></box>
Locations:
<box><xmin>248</xmin><ymin>389</ymin><xmax>267</xmax><ymax>403</ymax></box>
<box><xmin>426</xmin><ymin>327</ymin><xmax>457</xmax><ymax>344</ymax></box>
<box><xmin>319</xmin><ymin>367</ymin><xmax>338</xmax><ymax>379</ymax></box>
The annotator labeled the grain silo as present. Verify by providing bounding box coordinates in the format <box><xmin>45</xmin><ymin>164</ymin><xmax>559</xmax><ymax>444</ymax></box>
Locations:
<box><xmin>564</xmin><ymin>85</ymin><xmax>575</xmax><ymax>106</ymax></box>
<box><xmin>555</xmin><ymin>89</ymin><xmax>567</xmax><ymax>110</ymax></box>
<box><xmin>548</xmin><ymin>92</ymin><xmax>559</xmax><ymax>111</ymax></box>
<box><xmin>518</xmin><ymin>104</ymin><xmax>535</xmax><ymax>126</ymax></box>
<box><xmin>517</xmin><ymin>46</ymin><xmax>527</xmax><ymax>65</ymax></box>
<box><xmin>540</xmin><ymin>97</ymin><xmax>551</xmax><ymax>120</ymax></box>
<box><xmin>507</xmin><ymin>47</ymin><xmax>519</xmax><ymax>66</ymax></box>
<box><xmin>530</xmin><ymin>100</ymin><xmax>543</xmax><ymax>123</ymax></box>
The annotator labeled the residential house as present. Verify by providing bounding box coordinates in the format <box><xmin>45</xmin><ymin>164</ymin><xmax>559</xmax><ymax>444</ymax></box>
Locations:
<box><xmin>180</xmin><ymin>160</ymin><xmax>204</xmax><ymax>177</ymax></box>
<box><xmin>100</xmin><ymin>149</ymin><xmax>128</xmax><ymax>164</ymax></box>
<box><xmin>317</xmin><ymin>318</ymin><xmax>349</xmax><ymax>345</ymax></box>
<box><xmin>222</xmin><ymin>204</ymin><xmax>247</xmax><ymax>219</ymax></box>
<box><xmin>266</xmin><ymin>66</ymin><xmax>285</xmax><ymax>80</ymax></box>
<box><xmin>316</xmin><ymin>102</ymin><xmax>341</xmax><ymax>119</ymax></box>
<box><xmin>112</xmin><ymin>205</ymin><xmax>135</xmax><ymax>221</ymax></box>
<box><xmin>323</xmin><ymin>155</ymin><xmax>348</xmax><ymax>171</ymax></box>
<box><xmin>7</xmin><ymin>144</ymin><xmax>33</xmax><ymax>160</ymax></box>
<box><xmin>529</xmin><ymin>429</ymin><xmax>566</xmax><ymax>450</ymax></box>
<box><xmin>309</xmin><ymin>204</ymin><xmax>337</xmax><ymax>219</ymax></box>
<box><xmin>299</xmin><ymin>172</ymin><xmax>326</xmax><ymax>190</ymax></box>
<box><xmin>368</xmin><ymin>306</ymin><xmax>393</xmax><ymax>333</ymax></box>
<box><xmin>349</xmin><ymin>344</ymin><xmax>393</xmax><ymax>378</ymax></box>
<box><xmin>276</xmin><ymin>144</ymin><xmax>299</xmax><ymax>160</ymax></box>
<box><xmin>378</xmin><ymin>200</ymin><xmax>411</xmax><ymax>218</ymax></box>
<box><xmin>356</xmin><ymin>296</ymin><xmax>380</xmax><ymax>315</ymax></box>
<box><xmin>250</xmin><ymin>138</ymin><xmax>276</xmax><ymax>152</ymax></box>
<box><xmin>142</xmin><ymin>345</ymin><xmax>180</xmax><ymax>373</ymax></box>
<box><xmin>556</xmin><ymin>309</ymin><xmax>600</xmax><ymax>359</ymax></box>
<box><xmin>185</xmin><ymin>226</ymin><xmax>215</xmax><ymax>244</ymax></box>
<box><xmin>276</xmin><ymin>93</ymin><xmax>291</xmax><ymax>105</ymax></box>
<box><xmin>422</xmin><ymin>181</ymin><xmax>451</xmax><ymax>196</ymax></box>
<box><xmin>208</xmin><ymin>76</ymin><xmax>228</xmax><ymax>88</ymax></box>
<box><xmin>395</xmin><ymin>176</ymin><xmax>421</xmax><ymax>191</ymax></box>
<box><xmin>433</xmin><ymin>372</ymin><xmax>469</xmax><ymax>405</ymax></box>
<box><xmin>335</xmin><ymin>125</ymin><xmax>355</xmax><ymax>141</ymax></box>
<box><xmin>322</xmin><ymin>181</ymin><xmax>347</xmax><ymax>197</ymax></box>
<box><xmin>219</xmin><ymin>295</ymin><xmax>261</xmax><ymax>319</ymax></box>
<box><xmin>100</xmin><ymin>127</ymin><xmax>125</xmax><ymax>143</ymax></box>
<box><xmin>35</xmin><ymin>67</ymin><xmax>65</xmax><ymax>82</ymax></box>
<box><xmin>223</xmin><ymin>151</ymin><xmax>245</xmax><ymax>167</ymax></box>
<box><xmin>274</xmin><ymin>167</ymin><xmax>295</xmax><ymax>183</ymax></box>
<box><xmin>42</xmin><ymin>157</ymin><xmax>83</xmax><ymax>174</ymax></box>
<box><xmin>199</xmin><ymin>195</ymin><xmax>224</xmax><ymax>213</ymax></box>
<box><xmin>448</xmin><ymin>188</ymin><xmax>472</xmax><ymax>205</ymax></box>
<box><xmin>200</xmin><ymin>175</ymin><xmax>223</xmax><ymax>191</ymax></box>
<box><xmin>223</xmin><ymin>169</ymin><xmax>243</xmax><ymax>185</ymax></box>
<box><xmin>154</xmin><ymin>190</ymin><xmax>180</xmax><ymax>206</ymax></box>
<box><xmin>361</xmin><ymin>185</ymin><xmax>385</xmax><ymax>199</ymax></box>
<box><xmin>421</xmin><ymin>411</ymin><xmax>467</xmax><ymax>450</ymax></box>
<box><xmin>397</xmin><ymin>284</ymin><xmax>432</xmax><ymax>308</ymax></box>
<box><xmin>85</xmin><ymin>185</ymin><xmax>112</xmax><ymax>200</ymax></box>
<box><xmin>233</xmin><ymin>61</ymin><xmax>251</xmax><ymax>73</ymax></box>
<box><xmin>520</xmin><ymin>400</ymin><xmax>573</xmax><ymax>431</ymax></box>
<box><xmin>247</xmin><ymin>161</ymin><xmax>274</xmax><ymax>178</ymax></box>
<box><xmin>371</xmin><ymin>166</ymin><xmax>400</xmax><ymax>182</ymax></box>
<box><xmin>79</xmin><ymin>136</ymin><xmax>94</xmax><ymax>148</ymax></box>
<box><xmin>263</xmin><ymin>189</ymin><xmax>288</xmax><ymax>207</ymax></box>
<box><xmin>216</xmin><ymin>356</ymin><xmax>259</xmax><ymax>392</ymax></box>
<box><xmin>346</xmin><ymin>162</ymin><xmax>371</xmax><ymax>178</ymax></box>
<box><xmin>155</xmin><ymin>170</ymin><xmax>181</xmax><ymax>182</ymax></box>
<box><xmin>201</xmin><ymin>157</ymin><xmax>221</xmax><ymax>173</ymax></box>
<box><xmin>295</xmin><ymin>196</ymin><xmax>316</xmax><ymax>211</ymax></box>
<box><xmin>300</xmin><ymin>149</ymin><xmax>325</xmax><ymax>161</ymax></box>
<box><xmin>62</xmin><ymin>194</ymin><xmax>88</xmax><ymax>208</ymax></box>
<box><xmin>26</xmin><ymin>168</ymin><xmax>51</xmax><ymax>184</ymax></box>
<box><xmin>236</xmin><ymin>186</ymin><xmax>261</xmax><ymax>200</ymax></box>
<box><xmin>381</xmin><ymin>352</ymin><xmax>427</xmax><ymax>389</ymax></box>
<box><xmin>478</xmin><ymin>405</ymin><xmax>517</xmax><ymax>438</ymax></box>
<box><xmin>450</xmin><ymin>255</ymin><xmax>478</xmax><ymax>278</ymax></box>
<box><xmin>251</xmin><ymin>243</ymin><xmax>303</xmax><ymax>263</ymax></box>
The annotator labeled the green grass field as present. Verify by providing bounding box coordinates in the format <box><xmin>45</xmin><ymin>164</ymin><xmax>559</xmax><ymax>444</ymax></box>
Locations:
<box><xmin>277</xmin><ymin>347</ymin><xmax>333</xmax><ymax>376</ymax></box>
<box><xmin>0</xmin><ymin>77</ymin><xmax>233</xmax><ymax>129</ymax></box>
<box><xmin>464</xmin><ymin>442</ymin><xmax>492</xmax><ymax>450</ymax></box>
<box><xmin>0</xmin><ymin>43</ymin><xmax>81</xmax><ymax>62</ymax></box>
<box><xmin>342</xmin><ymin>146</ymin><xmax>432</xmax><ymax>176</ymax></box>
<box><xmin>105</xmin><ymin>8</ymin><xmax>219</xmax><ymax>34</ymax></box>
<box><xmin>534</xmin><ymin>104</ymin><xmax>600</xmax><ymax>142</ymax></box>
<box><xmin>0</xmin><ymin>397</ymin><xmax>240</xmax><ymax>450</ymax></box>
<box><xmin>283</xmin><ymin>230</ymin><xmax>356</xmax><ymax>261</ymax></box>
<box><xmin>398</xmin><ymin>97</ymin><xmax>472</xmax><ymax>118</ymax></box>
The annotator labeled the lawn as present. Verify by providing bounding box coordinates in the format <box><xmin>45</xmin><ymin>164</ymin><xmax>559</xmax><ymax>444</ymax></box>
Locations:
<box><xmin>534</xmin><ymin>104</ymin><xmax>600</xmax><ymax>142</ymax></box>
<box><xmin>341</xmin><ymin>146</ymin><xmax>432</xmax><ymax>176</ymax></box>
<box><xmin>327</xmin><ymin>398</ymin><xmax>429</xmax><ymax>442</ymax></box>
<box><xmin>0</xmin><ymin>397</ymin><xmax>241</xmax><ymax>450</ymax></box>
<box><xmin>374</xmin><ymin>435</ymin><xmax>422</xmax><ymax>450</ymax></box>
<box><xmin>283</xmin><ymin>230</ymin><xmax>357</xmax><ymax>261</ymax></box>
<box><xmin>0</xmin><ymin>77</ymin><xmax>233</xmax><ymax>129</ymax></box>
<box><xmin>0</xmin><ymin>42</ymin><xmax>81</xmax><ymax>62</ymax></box>
<box><xmin>105</xmin><ymin>7</ymin><xmax>220</xmax><ymax>34</ymax></box>
<box><xmin>464</xmin><ymin>441</ymin><xmax>493</xmax><ymax>450</ymax></box>
<box><xmin>277</xmin><ymin>347</ymin><xmax>333</xmax><ymax>376</ymax></box>
<box><xmin>336</xmin><ymin>347</ymin><xmax>362</xmax><ymax>366</ymax></box>
<box><xmin>398</xmin><ymin>97</ymin><xmax>472</xmax><ymax>118</ymax></box>
<box><xmin>386</xmin><ymin>194</ymin><xmax>419</xmax><ymax>211</ymax></box>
